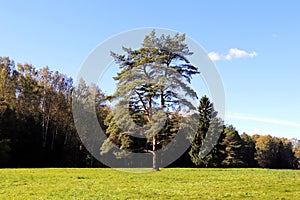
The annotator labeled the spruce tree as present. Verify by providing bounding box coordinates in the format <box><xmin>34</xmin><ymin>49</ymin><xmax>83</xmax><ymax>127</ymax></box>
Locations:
<box><xmin>189</xmin><ymin>96</ymin><xmax>222</xmax><ymax>166</ymax></box>
<box><xmin>221</xmin><ymin>125</ymin><xmax>244</xmax><ymax>167</ymax></box>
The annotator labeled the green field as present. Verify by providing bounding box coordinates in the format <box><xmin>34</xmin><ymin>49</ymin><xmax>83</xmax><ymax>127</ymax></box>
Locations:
<box><xmin>0</xmin><ymin>168</ymin><xmax>299</xmax><ymax>199</ymax></box>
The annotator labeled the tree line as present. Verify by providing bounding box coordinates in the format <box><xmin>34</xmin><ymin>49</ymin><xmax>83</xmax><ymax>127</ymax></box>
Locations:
<box><xmin>0</xmin><ymin>56</ymin><xmax>108</xmax><ymax>167</ymax></box>
<box><xmin>0</xmin><ymin>33</ymin><xmax>299</xmax><ymax>169</ymax></box>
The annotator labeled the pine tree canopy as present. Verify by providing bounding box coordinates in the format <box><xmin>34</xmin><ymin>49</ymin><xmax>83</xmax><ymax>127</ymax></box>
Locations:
<box><xmin>101</xmin><ymin>30</ymin><xmax>200</xmax><ymax>169</ymax></box>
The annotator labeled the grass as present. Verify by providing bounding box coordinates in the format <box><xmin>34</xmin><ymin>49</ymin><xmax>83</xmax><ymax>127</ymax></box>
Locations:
<box><xmin>0</xmin><ymin>168</ymin><xmax>299</xmax><ymax>199</ymax></box>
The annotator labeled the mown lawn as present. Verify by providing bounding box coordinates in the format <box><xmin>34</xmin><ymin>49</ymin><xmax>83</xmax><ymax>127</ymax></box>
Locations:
<box><xmin>0</xmin><ymin>168</ymin><xmax>299</xmax><ymax>199</ymax></box>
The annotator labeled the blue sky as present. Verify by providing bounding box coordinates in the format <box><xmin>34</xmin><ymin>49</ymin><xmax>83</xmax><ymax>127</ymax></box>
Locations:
<box><xmin>0</xmin><ymin>1</ymin><xmax>299</xmax><ymax>139</ymax></box>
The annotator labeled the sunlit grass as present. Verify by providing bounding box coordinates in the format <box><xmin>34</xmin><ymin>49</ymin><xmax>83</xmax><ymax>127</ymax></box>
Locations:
<box><xmin>0</xmin><ymin>168</ymin><xmax>299</xmax><ymax>199</ymax></box>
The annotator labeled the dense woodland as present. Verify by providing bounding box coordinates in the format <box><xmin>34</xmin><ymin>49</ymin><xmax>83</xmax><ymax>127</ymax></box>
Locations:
<box><xmin>0</xmin><ymin>54</ymin><xmax>299</xmax><ymax>168</ymax></box>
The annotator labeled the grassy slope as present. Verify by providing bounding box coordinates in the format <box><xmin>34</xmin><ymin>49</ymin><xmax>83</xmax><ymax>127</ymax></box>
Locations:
<box><xmin>0</xmin><ymin>168</ymin><xmax>299</xmax><ymax>199</ymax></box>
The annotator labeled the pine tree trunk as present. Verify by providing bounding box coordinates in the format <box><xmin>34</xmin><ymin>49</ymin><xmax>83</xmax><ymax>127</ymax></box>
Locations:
<box><xmin>90</xmin><ymin>156</ymin><xmax>93</xmax><ymax>167</ymax></box>
<box><xmin>152</xmin><ymin>136</ymin><xmax>159</xmax><ymax>171</ymax></box>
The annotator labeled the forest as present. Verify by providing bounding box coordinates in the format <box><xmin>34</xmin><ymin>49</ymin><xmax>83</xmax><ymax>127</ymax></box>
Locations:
<box><xmin>0</xmin><ymin>55</ymin><xmax>299</xmax><ymax>169</ymax></box>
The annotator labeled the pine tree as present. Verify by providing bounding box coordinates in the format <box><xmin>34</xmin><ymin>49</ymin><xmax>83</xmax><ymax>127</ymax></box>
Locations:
<box><xmin>240</xmin><ymin>132</ymin><xmax>257</xmax><ymax>167</ymax></box>
<box><xmin>221</xmin><ymin>125</ymin><xmax>244</xmax><ymax>167</ymax></box>
<box><xmin>102</xmin><ymin>30</ymin><xmax>199</xmax><ymax>170</ymax></box>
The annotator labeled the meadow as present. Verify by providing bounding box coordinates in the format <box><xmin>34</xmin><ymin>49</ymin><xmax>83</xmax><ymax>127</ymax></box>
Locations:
<box><xmin>0</xmin><ymin>168</ymin><xmax>299</xmax><ymax>199</ymax></box>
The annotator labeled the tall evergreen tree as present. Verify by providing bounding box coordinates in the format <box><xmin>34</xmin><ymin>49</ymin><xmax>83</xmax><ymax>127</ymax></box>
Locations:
<box><xmin>221</xmin><ymin>125</ymin><xmax>244</xmax><ymax>167</ymax></box>
<box><xmin>189</xmin><ymin>96</ymin><xmax>218</xmax><ymax>166</ymax></box>
<box><xmin>240</xmin><ymin>133</ymin><xmax>257</xmax><ymax>167</ymax></box>
<box><xmin>102</xmin><ymin>30</ymin><xmax>199</xmax><ymax>170</ymax></box>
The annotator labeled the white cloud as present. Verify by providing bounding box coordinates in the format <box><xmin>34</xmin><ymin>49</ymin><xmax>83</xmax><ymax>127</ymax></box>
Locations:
<box><xmin>208</xmin><ymin>52</ymin><xmax>221</xmax><ymax>61</ymax></box>
<box><xmin>228</xmin><ymin>113</ymin><xmax>300</xmax><ymax>127</ymax></box>
<box><xmin>225</xmin><ymin>54</ymin><xmax>232</xmax><ymax>60</ymax></box>
<box><xmin>225</xmin><ymin>48</ymin><xmax>257</xmax><ymax>60</ymax></box>
<box><xmin>208</xmin><ymin>48</ymin><xmax>257</xmax><ymax>61</ymax></box>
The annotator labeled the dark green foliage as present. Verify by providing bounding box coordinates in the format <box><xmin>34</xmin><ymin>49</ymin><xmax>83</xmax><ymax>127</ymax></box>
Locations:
<box><xmin>240</xmin><ymin>133</ymin><xmax>257</xmax><ymax>167</ymax></box>
<box><xmin>189</xmin><ymin>96</ymin><xmax>226</xmax><ymax>167</ymax></box>
<box><xmin>189</xmin><ymin>96</ymin><xmax>217</xmax><ymax>166</ymax></box>
<box><xmin>0</xmin><ymin>57</ymin><xmax>108</xmax><ymax>167</ymax></box>
<box><xmin>188</xmin><ymin>94</ymin><xmax>297</xmax><ymax>169</ymax></box>
<box><xmin>0</xmin><ymin>54</ymin><xmax>298</xmax><ymax>169</ymax></box>
<box><xmin>220</xmin><ymin>125</ymin><xmax>244</xmax><ymax>167</ymax></box>
<box><xmin>102</xmin><ymin>30</ymin><xmax>199</xmax><ymax>170</ymax></box>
